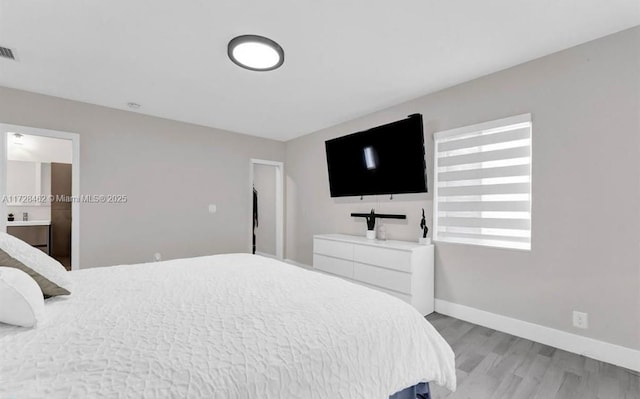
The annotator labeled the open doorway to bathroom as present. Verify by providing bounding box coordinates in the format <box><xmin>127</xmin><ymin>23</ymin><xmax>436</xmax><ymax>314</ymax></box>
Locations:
<box><xmin>250</xmin><ymin>159</ymin><xmax>284</xmax><ymax>260</ymax></box>
<box><xmin>0</xmin><ymin>124</ymin><xmax>80</xmax><ymax>270</ymax></box>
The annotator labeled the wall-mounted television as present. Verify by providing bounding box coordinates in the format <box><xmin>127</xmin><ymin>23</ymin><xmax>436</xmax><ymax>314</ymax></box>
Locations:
<box><xmin>325</xmin><ymin>114</ymin><xmax>427</xmax><ymax>197</ymax></box>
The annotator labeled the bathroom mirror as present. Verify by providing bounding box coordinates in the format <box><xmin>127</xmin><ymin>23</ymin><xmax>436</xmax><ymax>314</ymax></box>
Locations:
<box><xmin>6</xmin><ymin>160</ymin><xmax>51</xmax><ymax>206</ymax></box>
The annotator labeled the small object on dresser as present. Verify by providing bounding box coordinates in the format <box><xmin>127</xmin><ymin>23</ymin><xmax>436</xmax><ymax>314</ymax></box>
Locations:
<box><xmin>7</xmin><ymin>213</ymin><xmax>14</xmax><ymax>222</ymax></box>
<box><xmin>419</xmin><ymin>208</ymin><xmax>430</xmax><ymax>245</ymax></box>
<box><xmin>365</xmin><ymin>209</ymin><xmax>376</xmax><ymax>239</ymax></box>
<box><xmin>377</xmin><ymin>222</ymin><xmax>387</xmax><ymax>241</ymax></box>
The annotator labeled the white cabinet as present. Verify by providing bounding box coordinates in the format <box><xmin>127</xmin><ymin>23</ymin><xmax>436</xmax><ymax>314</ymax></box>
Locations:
<box><xmin>313</xmin><ymin>234</ymin><xmax>434</xmax><ymax>315</ymax></box>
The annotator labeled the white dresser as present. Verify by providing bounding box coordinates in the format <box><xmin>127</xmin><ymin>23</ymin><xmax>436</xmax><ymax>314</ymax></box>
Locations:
<box><xmin>313</xmin><ymin>234</ymin><xmax>434</xmax><ymax>315</ymax></box>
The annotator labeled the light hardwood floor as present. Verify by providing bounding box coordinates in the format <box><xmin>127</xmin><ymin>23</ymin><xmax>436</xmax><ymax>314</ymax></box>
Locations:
<box><xmin>426</xmin><ymin>313</ymin><xmax>639</xmax><ymax>399</ymax></box>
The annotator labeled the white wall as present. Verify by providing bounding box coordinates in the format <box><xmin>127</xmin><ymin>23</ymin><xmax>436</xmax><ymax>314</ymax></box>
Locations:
<box><xmin>6</xmin><ymin>160</ymin><xmax>53</xmax><ymax>221</ymax></box>
<box><xmin>284</xmin><ymin>27</ymin><xmax>640</xmax><ymax>350</ymax></box>
<box><xmin>0</xmin><ymin>86</ymin><xmax>286</xmax><ymax>267</ymax></box>
<box><xmin>5</xmin><ymin>135</ymin><xmax>69</xmax><ymax>222</ymax></box>
<box><xmin>6</xmin><ymin>160</ymin><xmax>37</xmax><ymax>197</ymax></box>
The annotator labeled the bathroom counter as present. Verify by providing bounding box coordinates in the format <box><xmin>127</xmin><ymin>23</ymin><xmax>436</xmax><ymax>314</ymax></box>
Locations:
<box><xmin>7</xmin><ymin>220</ymin><xmax>51</xmax><ymax>227</ymax></box>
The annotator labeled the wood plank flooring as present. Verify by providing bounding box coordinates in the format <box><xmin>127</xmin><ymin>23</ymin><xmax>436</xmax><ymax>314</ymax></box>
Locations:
<box><xmin>425</xmin><ymin>313</ymin><xmax>639</xmax><ymax>399</ymax></box>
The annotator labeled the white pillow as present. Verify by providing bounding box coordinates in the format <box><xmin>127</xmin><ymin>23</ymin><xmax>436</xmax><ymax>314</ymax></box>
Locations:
<box><xmin>0</xmin><ymin>231</ymin><xmax>73</xmax><ymax>294</ymax></box>
<box><xmin>0</xmin><ymin>267</ymin><xmax>45</xmax><ymax>327</ymax></box>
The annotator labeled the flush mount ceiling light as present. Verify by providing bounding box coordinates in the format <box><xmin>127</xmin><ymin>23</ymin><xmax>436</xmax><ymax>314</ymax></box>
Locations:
<box><xmin>228</xmin><ymin>35</ymin><xmax>284</xmax><ymax>71</ymax></box>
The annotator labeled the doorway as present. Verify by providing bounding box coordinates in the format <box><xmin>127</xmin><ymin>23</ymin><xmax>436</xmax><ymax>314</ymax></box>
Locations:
<box><xmin>0</xmin><ymin>123</ymin><xmax>80</xmax><ymax>270</ymax></box>
<box><xmin>250</xmin><ymin>159</ymin><xmax>284</xmax><ymax>260</ymax></box>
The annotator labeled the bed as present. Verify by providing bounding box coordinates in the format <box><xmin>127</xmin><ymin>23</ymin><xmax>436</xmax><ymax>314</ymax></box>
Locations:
<box><xmin>0</xmin><ymin>253</ymin><xmax>456</xmax><ymax>398</ymax></box>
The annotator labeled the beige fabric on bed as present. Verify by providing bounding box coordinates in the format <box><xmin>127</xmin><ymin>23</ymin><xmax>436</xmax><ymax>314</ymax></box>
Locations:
<box><xmin>0</xmin><ymin>248</ymin><xmax>69</xmax><ymax>298</ymax></box>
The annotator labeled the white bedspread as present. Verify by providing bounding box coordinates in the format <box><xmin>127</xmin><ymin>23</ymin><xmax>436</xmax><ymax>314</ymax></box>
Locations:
<box><xmin>0</xmin><ymin>254</ymin><xmax>455</xmax><ymax>398</ymax></box>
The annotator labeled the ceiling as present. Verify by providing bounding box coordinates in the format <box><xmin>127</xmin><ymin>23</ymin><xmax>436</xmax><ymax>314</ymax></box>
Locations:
<box><xmin>0</xmin><ymin>1</ymin><xmax>638</xmax><ymax>141</ymax></box>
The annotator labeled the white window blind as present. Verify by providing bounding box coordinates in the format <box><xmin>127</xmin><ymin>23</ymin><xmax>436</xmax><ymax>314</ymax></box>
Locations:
<box><xmin>433</xmin><ymin>114</ymin><xmax>532</xmax><ymax>250</ymax></box>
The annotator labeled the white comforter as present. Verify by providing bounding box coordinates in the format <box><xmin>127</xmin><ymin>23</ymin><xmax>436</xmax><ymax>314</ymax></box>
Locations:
<box><xmin>0</xmin><ymin>254</ymin><xmax>456</xmax><ymax>398</ymax></box>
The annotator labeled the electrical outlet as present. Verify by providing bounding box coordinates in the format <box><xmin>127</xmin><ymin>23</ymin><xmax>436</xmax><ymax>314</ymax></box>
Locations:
<box><xmin>154</xmin><ymin>252</ymin><xmax>162</xmax><ymax>262</ymax></box>
<box><xmin>573</xmin><ymin>311</ymin><xmax>588</xmax><ymax>329</ymax></box>
<box><xmin>208</xmin><ymin>204</ymin><xmax>217</xmax><ymax>213</ymax></box>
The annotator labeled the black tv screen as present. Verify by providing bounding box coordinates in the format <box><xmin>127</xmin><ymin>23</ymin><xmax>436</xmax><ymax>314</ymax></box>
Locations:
<box><xmin>325</xmin><ymin>114</ymin><xmax>427</xmax><ymax>197</ymax></box>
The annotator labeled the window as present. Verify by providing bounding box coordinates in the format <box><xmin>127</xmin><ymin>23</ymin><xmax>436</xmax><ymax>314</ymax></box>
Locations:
<box><xmin>433</xmin><ymin>114</ymin><xmax>532</xmax><ymax>250</ymax></box>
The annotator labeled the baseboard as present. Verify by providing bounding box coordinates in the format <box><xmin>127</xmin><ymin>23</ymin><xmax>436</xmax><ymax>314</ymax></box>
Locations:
<box><xmin>434</xmin><ymin>299</ymin><xmax>640</xmax><ymax>372</ymax></box>
<box><xmin>255</xmin><ymin>251</ymin><xmax>278</xmax><ymax>259</ymax></box>
<box><xmin>284</xmin><ymin>258</ymin><xmax>312</xmax><ymax>269</ymax></box>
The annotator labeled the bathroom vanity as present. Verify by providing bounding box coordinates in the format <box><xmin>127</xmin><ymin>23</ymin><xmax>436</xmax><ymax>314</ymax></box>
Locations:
<box><xmin>7</xmin><ymin>220</ymin><xmax>51</xmax><ymax>255</ymax></box>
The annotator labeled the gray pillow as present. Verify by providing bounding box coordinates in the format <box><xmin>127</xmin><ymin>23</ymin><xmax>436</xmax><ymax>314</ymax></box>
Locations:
<box><xmin>0</xmin><ymin>248</ymin><xmax>70</xmax><ymax>298</ymax></box>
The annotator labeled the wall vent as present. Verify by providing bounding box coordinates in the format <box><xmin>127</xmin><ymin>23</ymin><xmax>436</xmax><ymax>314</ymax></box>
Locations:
<box><xmin>0</xmin><ymin>46</ymin><xmax>16</xmax><ymax>60</ymax></box>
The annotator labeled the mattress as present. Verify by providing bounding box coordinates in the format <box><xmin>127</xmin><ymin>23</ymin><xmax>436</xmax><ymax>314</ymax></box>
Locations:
<box><xmin>0</xmin><ymin>254</ymin><xmax>456</xmax><ymax>398</ymax></box>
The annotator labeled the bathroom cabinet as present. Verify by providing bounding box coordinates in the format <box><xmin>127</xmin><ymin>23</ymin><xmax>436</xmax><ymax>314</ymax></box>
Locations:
<box><xmin>7</xmin><ymin>222</ymin><xmax>51</xmax><ymax>255</ymax></box>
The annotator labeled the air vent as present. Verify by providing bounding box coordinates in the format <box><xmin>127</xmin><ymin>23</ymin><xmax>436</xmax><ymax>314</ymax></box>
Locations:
<box><xmin>0</xmin><ymin>46</ymin><xmax>16</xmax><ymax>60</ymax></box>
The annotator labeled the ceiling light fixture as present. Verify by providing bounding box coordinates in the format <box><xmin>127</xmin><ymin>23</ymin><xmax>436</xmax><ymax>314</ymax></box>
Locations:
<box><xmin>227</xmin><ymin>35</ymin><xmax>284</xmax><ymax>71</ymax></box>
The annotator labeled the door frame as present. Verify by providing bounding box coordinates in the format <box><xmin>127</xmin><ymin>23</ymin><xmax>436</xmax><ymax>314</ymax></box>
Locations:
<box><xmin>0</xmin><ymin>123</ymin><xmax>81</xmax><ymax>270</ymax></box>
<box><xmin>249</xmin><ymin>159</ymin><xmax>284</xmax><ymax>260</ymax></box>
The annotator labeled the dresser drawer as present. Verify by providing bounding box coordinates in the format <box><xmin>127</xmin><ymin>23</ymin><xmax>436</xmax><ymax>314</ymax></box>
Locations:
<box><xmin>353</xmin><ymin>262</ymin><xmax>411</xmax><ymax>294</ymax></box>
<box><xmin>313</xmin><ymin>254</ymin><xmax>354</xmax><ymax>279</ymax></box>
<box><xmin>314</xmin><ymin>238</ymin><xmax>354</xmax><ymax>260</ymax></box>
<box><xmin>355</xmin><ymin>281</ymin><xmax>412</xmax><ymax>304</ymax></box>
<box><xmin>353</xmin><ymin>244</ymin><xmax>412</xmax><ymax>272</ymax></box>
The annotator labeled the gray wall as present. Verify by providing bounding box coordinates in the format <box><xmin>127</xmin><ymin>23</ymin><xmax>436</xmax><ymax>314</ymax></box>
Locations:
<box><xmin>254</xmin><ymin>163</ymin><xmax>277</xmax><ymax>256</ymax></box>
<box><xmin>285</xmin><ymin>27</ymin><xmax>640</xmax><ymax>349</ymax></box>
<box><xmin>0</xmin><ymin>86</ymin><xmax>285</xmax><ymax>268</ymax></box>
